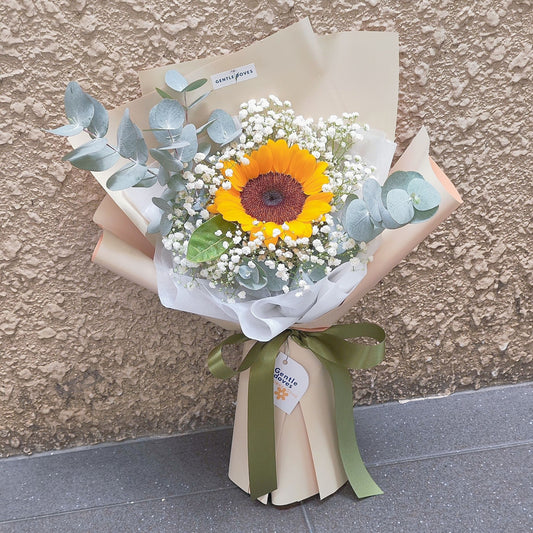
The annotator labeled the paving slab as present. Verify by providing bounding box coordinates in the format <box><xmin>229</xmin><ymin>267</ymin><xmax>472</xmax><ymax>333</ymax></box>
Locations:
<box><xmin>0</xmin><ymin>429</ymin><xmax>233</xmax><ymax>522</ymax></box>
<box><xmin>0</xmin><ymin>383</ymin><xmax>531</xmax><ymax>532</ymax></box>
<box><xmin>303</xmin><ymin>445</ymin><xmax>532</xmax><ymax>533</ymax></box>
<box><xmin>354</xmin><ymin>382</ymin><xmax>533</xmax><ymax>465</ymax></box>
<box><xmin>0</xmin><ymin>488</ymin><xmax>311</xmax><ymax>533</ymax></box>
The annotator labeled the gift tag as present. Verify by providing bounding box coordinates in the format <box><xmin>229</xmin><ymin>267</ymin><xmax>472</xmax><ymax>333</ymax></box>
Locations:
<box><xmin>273</xmin><ymin>352</ymin><xmax>309</xmax><ymax>415</ymax></box>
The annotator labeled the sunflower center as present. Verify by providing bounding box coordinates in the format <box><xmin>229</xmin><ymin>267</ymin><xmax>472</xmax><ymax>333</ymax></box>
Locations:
<box><xmin>240</xmin><ymin>171</ymin><xmax>307</xmax><ymax>224</ymax></box>
<box><xmin>262</xmin><ymin>190</ymin><xmax>284</xmax><ymax>206</ymax></box>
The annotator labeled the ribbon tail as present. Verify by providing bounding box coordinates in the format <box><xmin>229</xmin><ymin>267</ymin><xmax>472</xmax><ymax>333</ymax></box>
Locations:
<box><xmin>247</xmin><ymin>331</ymin><xmax>289</xmax><ymax>500</ymax></box>
<box><xmin>320</xmin><ymin>358</ymin><xmax>383</xmax><ymax>499</ymax></box>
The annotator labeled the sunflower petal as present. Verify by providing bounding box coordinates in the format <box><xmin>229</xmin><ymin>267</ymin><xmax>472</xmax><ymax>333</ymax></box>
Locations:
<box><xmin>252</xmin><ymin>144</ymin><xmax>274</xmax><ymax>174</ymax></box>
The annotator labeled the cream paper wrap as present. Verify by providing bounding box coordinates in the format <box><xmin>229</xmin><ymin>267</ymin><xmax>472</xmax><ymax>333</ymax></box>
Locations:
<box><xmin>86</xmin><ymin>21</ymin><xmax>462</xmax><ymax>504</ymax></box>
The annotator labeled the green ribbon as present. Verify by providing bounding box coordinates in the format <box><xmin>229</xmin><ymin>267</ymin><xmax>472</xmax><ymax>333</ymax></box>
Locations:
<box><xmin>207</xmin><ymin>323</ymin><xmax>385</xmax><ymax>500</ymax></box>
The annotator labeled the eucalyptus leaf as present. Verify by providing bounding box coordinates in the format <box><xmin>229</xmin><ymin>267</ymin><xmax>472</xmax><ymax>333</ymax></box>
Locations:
<box><xmin>386</xmin><ymin>189</ymin><xmax>414</xmax><ymax>224</ymax></box>
<box><xmin>255</xmin><ymin>261</ymin><xmax>287</xmax><ymax>292</ymax></box>
<box><xmin>236</xmin><ymin>263</ymin><xmax>267</xmax><ymax>290</ymax></box>
<box><xmin>62</xmin><ymin>138</ymin><xmax>119</xmax><ymax>171</ymax></box>
<box><xmin>46</xmin><ymin>123</ymin><xmax>84</xmax><ymax>137</ymax></box>
<box><xmin>178</xmin><ymin>124</ymin><xmax>198</xmax><ymax>163</ymax></box>
<box><xmin>133</xmin><ymin>175</ymin><xmax>158</xmax><ymax>188</ymax></box>
<box><xmin>381</xmin><ymin>171</ymin><xmax>423</xmax><ymax>204</ymax></box>
<box><xmin>189</xmin><ymin>91</ymin><xmax>212</xmax><ymax>111</ymax></box>
<box><xmin>196</xmin><ymin>118</ymin><xmax>216</xmax><ymax>135</ymax></box>
<box><xmin>159</xmin><ymin>214</ymin><xmax>173</xmax><ymax>236</ymax></box>
<box><xmin>168</xmin><ymin>174</ymin><xmax>187</xmax><ymax>192</ymax></box>
<box><xmin>362</xmin><ymin>178</ymin><xmax>383</xmax><ymax>223</ymax></box>
<box><xmin>156</xmin><ymin>88</ymin><xmax>173</xmax><ymax>99</ymax></box>
<box><xmin>117</xmin><ymin>109</ymin><xmax>148</xmax><ymax>164</ymax></box>
<box><xmin>411</xmin><ymin>205</ymin><xmax>439</xmax><ymax>224</ymax></box>
<box><xmin>165</xmin><ymin>70</ymin><xmax>188</xmax><ymax>92</ymax></box>
<box><xmin>197</xmin><ymin>140</ymin><xmax>211</xmax><ymax>156</ymax></box>
<box><xmin>149</xmin><ymin>99</ymin><xmax>186</xmax><ymax>130</ymax></box>
<box><xmin>186</xmin><ymin>215</ymin><xmax>237</xmax><ymax>263</ymax></box>
<box><xmin>407</xmin><ymin>178</ymin><xmax>441</xmax><ymax>211</ymax></box>
<box><xmin>183</xmin><ymin>78</ymin><xmax>208</xmax><ymax>92</ymax></box>
<box><xmin>339</xmin><ymin>193</ymin><xmax>358</xmax><ymax>226</ymax></box>
<box><xmin>150</xmin><ymin>148</ymin><xmax>183</xmax><ymax>172</ymax></box>
<box><xmin>64</xmin><ymin>81</ymin><xmax>94</xmax><ymax>128</ymax></box>
<box><xmin>344</xmin><ymin>198</ymin><xmax>383</xmax><ymax>242</ymax></box>
<box><xmin>106</xmin><ymin>162</ymin><xmax>148</xmax><ymax>190</ymax></box>
<box><xmin>378</xmin><ymin>201</ymin><xmax>403</xmax><ymax>229</ymax></box>
<box><xmin>87</xmin><ymin>96</ymin><xmax>108</xmax><ymax>138</ymax></box>
<box><xmin>157</xmin><ymin>141</ymin><xmax>190</xmax><ymax>151</ymax></box>
<box><xmin>207</xmin><ymin>109</ymin><xmax>240</xmax><ymax>145</ymax></box>
<box><xmin>302</xmin><ymin>263</ymin><xmax>327</xmax><ymax>282</ymax></box>
<box><xmin>157</xmin><ymin>166</ymin><xmax>170</xmax><ymax>186</ymax></box>
<box><xmin>152</xmin><ymin>196</ymin><xmax>173</xmax><ymax>212</ymax></box>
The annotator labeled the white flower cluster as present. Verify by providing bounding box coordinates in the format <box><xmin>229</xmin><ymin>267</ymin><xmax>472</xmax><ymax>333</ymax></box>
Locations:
<box><xmin>161</xmin><ymin>96</ymin><xmax>376</xmax><ymax>300</ymax></box>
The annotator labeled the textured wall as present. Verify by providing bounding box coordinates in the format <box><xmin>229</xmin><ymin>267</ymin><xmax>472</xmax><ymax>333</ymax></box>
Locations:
<box><xmin>1</xmin><ymin>0</ymin><xmax>531</xmax><ymax>456</ymax></box>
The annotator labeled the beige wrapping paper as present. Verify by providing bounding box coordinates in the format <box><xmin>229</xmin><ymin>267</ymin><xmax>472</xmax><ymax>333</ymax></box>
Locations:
<box><xmin>86</xmin><ymin>21</ymin><xmax>462</xmax><ymax>504</ymax></box>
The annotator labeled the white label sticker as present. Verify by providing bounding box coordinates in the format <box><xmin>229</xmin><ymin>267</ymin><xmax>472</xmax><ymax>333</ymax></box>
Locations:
<box><xmin>273</xmin><ymin>352</ymin><xmax>309</xmax><ymax>415</ymax></box>
<box><xmin>210</xmin><ymin>63</ymin><xmax>257</xmax><ymax>90</ymax></box>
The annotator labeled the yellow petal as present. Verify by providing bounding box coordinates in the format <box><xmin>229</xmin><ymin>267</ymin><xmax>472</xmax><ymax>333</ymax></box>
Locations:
<box><xmin>286</xmin><ymin>220</ymin><xmax>313</xmax><ymax>237</ymax></box>
<box><xmin>252</xmin><ymin>144</ymin><xmax>274</xmax><ymax>174</ymax></box>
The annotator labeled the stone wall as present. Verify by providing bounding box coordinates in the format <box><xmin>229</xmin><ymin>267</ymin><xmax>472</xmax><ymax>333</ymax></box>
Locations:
<box><xmin>1</xmin><ymin>0</ymin><xmax>531</xmax><ymax>456</ymax></box>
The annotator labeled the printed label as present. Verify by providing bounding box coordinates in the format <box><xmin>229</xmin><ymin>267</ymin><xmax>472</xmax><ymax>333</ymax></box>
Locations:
<box><xmin>273</xmin><ymin>352</ymin><xmax>309</xmax><ymax>415</ymax></box>
<box><xmin>211</xmin><ymin>63</ymin><xmax>257</xmax><ymax>90</ymax></box>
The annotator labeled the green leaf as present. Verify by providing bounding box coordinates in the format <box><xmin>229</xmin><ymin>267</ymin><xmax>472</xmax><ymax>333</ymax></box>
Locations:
<box><xmin>189</xmin><ymin>91</ymin><xmax>212</xmax><ymax>111</ymax></box>
<box><xmin>386</xmin><ymin>189</ymin><xmax>414</xmax><ymax>224</ymax></box>
<box><xmin>152</xmin><ymin>196</ymin><xmax>172</xmax><ymax>212</ymax></box>
<box><xmin>407</xmin><ymin>178</ymin><xmax>441</xmax><ymax>211</ymax></box>
<box><xmin>159</xmin><ymin>215</ymin><xmax>173</xmax><ymax>235</ymax></box>
<box><xmin>186</xmin><ymin>215</ymin><xmax>237</xmax><ymax>263</ymax></box>
<box><xmin>165</xmin><ymin>70</ymin><xmax>188</xmax><ymax>92</ymax></box>
<box><xmin>117</xmin><ymin>109</ymin><xmax>148</xmax><ymax>164</ymax></box>
<box><xmin>62</xmin><ymin>138</ymin><xmax>119</xmax><ymax>171</ymax></box>
<box><xmin>106</xmin><ymin>162</ymin><xmax>148</xmax><ymax>190</ymax></box>
<box><xmin>344</xmin><ymin>198</ymin><xmax>383</xmax><ymax>242</ymax></box>
<box><xmin>149</xmin><ymin>99</ymin><xmax>185</xmax><ymax>144</ymax></box>
<box><xmin>178</xmin><ymin>124</ymin><xmax>198</xmax><ymax>162</ymax></box>
<box><xmin>196</xmin><ymin>118</ymin><xmax>216</xmax><ymax>135</ymax></box>
<box><xmin>156</xmin><ymin>87</ymin><xmax>173</xmax><ymax>99</ymax></box>
<box><xmin>411</xmin><ymin>205</ymin><xmax>439</xmax><ymax>224</ymax></box>
<box><xmin>46</xmin><ymin>123</ymin><xmax>84</xmax><ymax>137</ymax></box>
<box><xmin>362</xmin><ymin>178</ymin><xmax>382</xmax><ymax>223</ymax></box>
<box><xmin>64</xmin><ymin>81</ymin><xmax>94</xmax><ymax>128</ymax></box>
<box><xmin>183</xmin><ymin>78</ymin><xmax>208</xmax><ymax>92</ymax></box>
<box><xmin>206</xmin><ymin>109</ymin><xmax>241</xmax><ymax>145</ymax></box>
<box><xmin>87</xmin><ymin>96</ymin><xmax>108</xmax><ymax>138</ymax></box>
<box><xmin>133</xmin><ymin>175</ymin><xmax>158</xmax><ymax>188</ymax></box>
<box><xmin>149</xmin><ymin>148</ymin><xmax>183</xmax><ymax>172</ymax></box>
<box><xmin>381</xmin><ymin>171</ymin><xmax>422</xmax><ymax>204</ymax></box>
<box><xmin>255</xmin><ymin>261</ymin><xmax>286</xmax><ymax>292</ymax></box>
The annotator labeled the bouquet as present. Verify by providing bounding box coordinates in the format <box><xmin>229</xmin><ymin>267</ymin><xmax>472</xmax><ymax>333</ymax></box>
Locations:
<box><xmin>48</xmin><ymin>19</ymin><xmax>462</xmax><ymax>505</ymax></box>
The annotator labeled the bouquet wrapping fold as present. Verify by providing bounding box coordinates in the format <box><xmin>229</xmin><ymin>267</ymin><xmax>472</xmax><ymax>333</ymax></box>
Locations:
<box><xmin>70</xmin><ymin>19</ymin><xmax>461</xmax><ymax>504</ymax></box>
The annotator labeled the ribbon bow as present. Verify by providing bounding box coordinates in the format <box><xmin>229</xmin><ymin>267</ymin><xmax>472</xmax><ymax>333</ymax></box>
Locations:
<box><xmin>208</xmin><ymin>322</ymin><xmax>386</xmax><ymax>500</ymax></box>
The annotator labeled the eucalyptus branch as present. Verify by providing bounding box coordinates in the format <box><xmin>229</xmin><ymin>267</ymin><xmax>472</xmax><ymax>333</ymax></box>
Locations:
<box><xmin>83</xmin><ymin>127</ymin><xmax>158</xmax><ymax>178</ymax></box>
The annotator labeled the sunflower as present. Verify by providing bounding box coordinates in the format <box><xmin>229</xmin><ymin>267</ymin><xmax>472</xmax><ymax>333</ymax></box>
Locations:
<box><xmin>208</xmin><ymin>139</ymin><xmax>333</xmax><ymax>245</ymax></box>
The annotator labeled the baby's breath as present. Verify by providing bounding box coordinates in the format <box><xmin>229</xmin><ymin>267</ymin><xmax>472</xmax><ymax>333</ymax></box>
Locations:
<box><xmin>163</xmin><ymin>96</ymin><xmax>373</xmax><ymax>300</ymax></box>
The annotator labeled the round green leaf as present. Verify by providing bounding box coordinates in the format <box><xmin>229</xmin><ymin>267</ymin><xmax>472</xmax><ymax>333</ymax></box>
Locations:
<box><xmin>407</xmin><ymin>178</ymin><xmax>441</xmax><ymax>211</ymax></box>
<box><xmin>344</xmin><ymin>198</ymin><xmax>383</xmax><ymax>242</ymax></box>
<box><xmin>386</xmin><ymin>189</ymin><xmax>414</xmax><ymax>224</ymax></box>
<box><xmin>165</xmin><ymin>70</ymin><xmax>188</xmax><ymax>92</ymax></box>
<box><xmin>381</xmin><ymin>171</ymin><xmax>423</xmax><ymax>204</ymax></box>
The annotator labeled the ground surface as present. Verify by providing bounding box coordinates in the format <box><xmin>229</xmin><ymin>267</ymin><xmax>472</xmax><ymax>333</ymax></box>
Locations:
<box><xmin>0</xmin><ymin>382</ymin><xmax>531</xmax><ymax>532</ymax></box>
